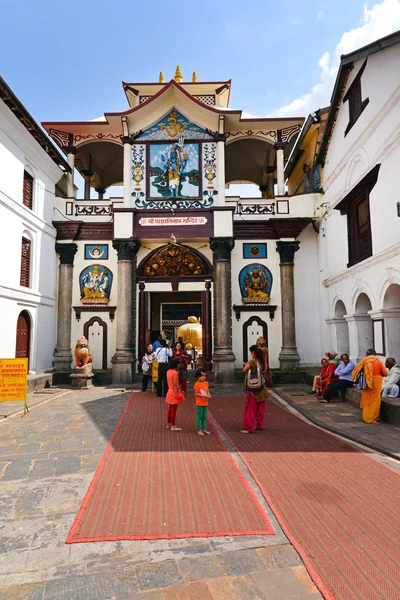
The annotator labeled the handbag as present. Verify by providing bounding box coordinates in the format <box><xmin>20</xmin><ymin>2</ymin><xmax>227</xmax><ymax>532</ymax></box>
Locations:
<box><xmin>264</xmin><ymin>367</ymin><xmax>273</xmax><ymax>388</ymax></box>
<box><xmin>245</xmin><ymin>363</ymin><xmax>265</xmax><ymax>393</ymax></box>
<box><xmin>355</xmin><ymin>369</ymin><xmax>367</xmax><ymax>390</ymax></box>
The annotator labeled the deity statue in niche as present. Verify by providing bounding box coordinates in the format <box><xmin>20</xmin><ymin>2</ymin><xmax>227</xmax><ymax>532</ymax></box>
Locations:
<box><xmin>176</xmin><ymin>316</ymin><xmax>202</xmax><ymax>353</ymax></box>
<box><xmin>239</xmin><ymin>264</ymin><xmax>273</xmax><ymax>303</ymax></box>
<box><xmin>159</xmin><ymin>141</ymin><xmax>188</xmax><ymax>197</ymax></box>
<box><xmin>79</xmin><ymin>265</ymin><xmax>113</xmax><ymax>304</ymax></box>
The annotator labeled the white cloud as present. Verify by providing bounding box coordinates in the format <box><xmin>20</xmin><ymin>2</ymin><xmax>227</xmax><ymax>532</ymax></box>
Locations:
<box><xmin>273</xmin><ymin>0</ymin><xmax>400</xmax><ymax>117</ymax></box>
<box><xmin>317</xmin><ymin>8</ymin><xmax>326</xmax><ymax>21</ymax></box>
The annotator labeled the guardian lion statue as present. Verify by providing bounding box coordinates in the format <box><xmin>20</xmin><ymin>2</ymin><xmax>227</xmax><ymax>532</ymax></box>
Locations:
<box><xmin>74</xmin><ymin>336</ymin><xmax>93</xmax><ymax>368</ymax></box>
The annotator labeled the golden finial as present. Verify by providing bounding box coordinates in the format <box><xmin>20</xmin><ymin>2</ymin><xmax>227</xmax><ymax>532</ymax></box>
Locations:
<box><xmin>174</xmin><ymin>65</ymin><xmax>183</xmax><ymax>83</ymax></box>
<box><xmin>169</xmin><ymin>233</ymin><xmax>177</xmax><ymax>245</ymax></box>
<box><xmin>159</xmin><ymin>71</ymin><xmax>165</xmax><ymax>83</ymax></box>
<box><xmin>192</xmin><ymin>70</ymin><xmax>197</xmax><ymax>82</ymax></box>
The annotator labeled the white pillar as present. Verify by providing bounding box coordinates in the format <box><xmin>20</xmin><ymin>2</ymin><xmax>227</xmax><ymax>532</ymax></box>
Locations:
<box><xmin>122</xmin><ymin>136</ymin><xmax>133</xmax><ymax>206</ymax></box>
<box><xmin>66</xmin><ymin>146</ymin><xmax>77</xmax><ymax>198</ymax></box>
<box><xmin>274</xmin><ymin>142</ymin><xmax>286</xmax><ymax>196</ymax></box>
<box><xmin>216</xmin><ymin>136</ymin><xmax>225</xmax><ymax>205</ymax></box>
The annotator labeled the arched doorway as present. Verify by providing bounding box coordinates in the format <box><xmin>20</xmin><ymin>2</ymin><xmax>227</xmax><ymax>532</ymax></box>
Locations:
<box><xmin>15</xmin><ymin>311</ymin><xmax>31</xmax><ymax>367</ymax></box>
<box><xmin>354</xmin><ymin>293</ymin><xmax>373</xmax><ymax>360</ymax></box>
<box><xmin>382</xmin><ymin>284</ymin><xmax>400</xmax><ymax>360</ymax></box>
<box><xmin>136</xmin><ymin>241</ymin><xmax>213</xmax><ymax>369</ymax></box>
<box><xmin>242</xmin><ymin>316</ymin><xmax>268</xmax><ymax>364</ymax></box>
<box><xmin>83</xmin><ymin>316</ymin><xmax>108</xmax><ymax>370</ymax></box>
<box><xmin>334</xmin><ymin>300</ymin><xmax>349</xmax><ymax>355</ymax></box>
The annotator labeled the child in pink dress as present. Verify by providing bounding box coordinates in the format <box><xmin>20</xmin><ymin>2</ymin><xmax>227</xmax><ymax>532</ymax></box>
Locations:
<box><xmin>165</xmin><ymin>358</ymin><xmax>185</xmax><ymax>431</ymax></box>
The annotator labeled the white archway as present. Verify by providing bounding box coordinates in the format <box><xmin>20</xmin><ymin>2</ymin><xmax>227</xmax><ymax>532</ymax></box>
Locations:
<box><xmin>382</xmin><ymin>284</ymin><xmax>400</xmax><ymax>361</ymax></box>
<box><xmin>333</xmin><ymin>300</ymin><xmax>350</xmax><ymax>355</ymax></box>
<box><xmin>354</xmin><ymin>293</ymin><xmax>373</xmax><ymax>360</ymax></box>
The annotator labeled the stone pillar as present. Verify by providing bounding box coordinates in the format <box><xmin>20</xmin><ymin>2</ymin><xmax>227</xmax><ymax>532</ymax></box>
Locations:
<box><xmin>138</xmin><ymin>282</ymin><xmax>147</xmax><ymax>366</ymax></box>
<box><xmin>95</xmin><ymin>187</ymin><xmax>106</xmax><ymax>200</ymax></box>
<box><xmin>201</xmin><ymin>280</ymin><xmax>213</xmax><ymax>372</ymax></box>
<box><xmin>66</xmin><ymin>146</ymin><xmax>77</xmax><ymax>198</ymax></box>
<box><xmin>81</xmin><ymin>170</ymin><xmax>93</xmax><ymax>199</ymax></box>
<box><xmin>274</xmin><ymin>142</ymin><xmax>286</xmax><ymax>196</ymax></box>
<box><xmin>276</xmin><ymin>241</ymin><xmax>300</xmax><ymax>369</ymax></box>
<box><xmin>210</xmin><ymin>237</ymin><xmax>235</xmax><ymax>383</ymax></box>
<box><xmin>122</xmin><ymin>136</ymin><xmax>133</xmax><ymax>205</ymax></box>
<box><xmin>53</xmin><ymin>243</ymin><xmax>78</xmax><ymax>374</ymax></box>
<box><xmin>111</xmin><ymin>237</ymin><xmax>140</xmax><ymax>383</ymax></box>
<box><xmin>265</xmin><ymin>165</ymin><xmax>275</xmax><ymax>198</ymax></box>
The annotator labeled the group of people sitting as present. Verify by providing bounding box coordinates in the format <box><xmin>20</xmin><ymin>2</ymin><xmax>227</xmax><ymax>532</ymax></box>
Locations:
<box><xmin>312</xmin><ymin>349</ymin><xmax>400</xmax><ymax>423</ymax></box>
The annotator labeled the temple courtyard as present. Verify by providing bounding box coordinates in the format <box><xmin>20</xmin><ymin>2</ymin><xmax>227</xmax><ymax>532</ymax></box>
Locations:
<box><xmin>0</xmin><ymin>384</ymin><xmax>399</xmax><ymax>600</ymax></box>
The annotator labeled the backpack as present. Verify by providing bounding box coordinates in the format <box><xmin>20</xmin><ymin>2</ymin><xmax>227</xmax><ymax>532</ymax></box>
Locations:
<box><xmin>245</xmin><ymin>362</ymin><xmax>265</xmax><ymax>393</ymax></box>
<box><xmin>355</xmin><ymin>369</ymin><xmax>367</xmax><ymax>390</ymax></box>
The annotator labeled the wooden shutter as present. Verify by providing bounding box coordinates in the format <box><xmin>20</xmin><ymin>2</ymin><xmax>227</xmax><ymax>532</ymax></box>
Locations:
<box><xmin>23</xmin><ymin>171</ymin><xmax>34</xmax><ymax>209</ymax></box>
<box><xmin>20</xmin><ymin>237</ymin><xmax>31</xmax><ymax>287</ymax></box>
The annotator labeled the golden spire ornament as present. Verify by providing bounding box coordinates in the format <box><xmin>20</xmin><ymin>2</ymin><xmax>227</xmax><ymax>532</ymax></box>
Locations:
<box><xmin>192</xmin><ymin>70</ymin><xmax>198</xmax><ymax>82</ymax></box>
<box><xmin>159</xmin><ymin>71</ymin><xmax>165</xmax><ymax>83</ymax></box>
<box><xmin>174</xmin><ymin>65</ymin><xmax>183</xmax><ymax>83</ymax></box>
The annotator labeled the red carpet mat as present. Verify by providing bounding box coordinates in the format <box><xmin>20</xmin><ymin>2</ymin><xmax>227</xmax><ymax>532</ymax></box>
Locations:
<box><xmin>67</xmin><ymin>393</ymin><xmax>273</xmax><ymax>543</ymax></box>
<box><xmin>209</xmin><ymin>396</ymin><xmax>400</xmax><ymax>600</ymax></box>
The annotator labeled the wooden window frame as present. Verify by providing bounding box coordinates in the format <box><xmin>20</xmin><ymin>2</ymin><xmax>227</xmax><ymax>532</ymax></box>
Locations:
<box><xmin>343</xmin><ymin>59</ymin><xmax>369</xmax><ymax>137</ymax></box>
<box><xmin>23</xmin><ymin>170</ymin><xmax>34</xmax><ymax>210</ymax></box>
<box><xmin>20</xmin><ymin>237</ymin><xmax>31</xmax><ymax>288</ymax></box>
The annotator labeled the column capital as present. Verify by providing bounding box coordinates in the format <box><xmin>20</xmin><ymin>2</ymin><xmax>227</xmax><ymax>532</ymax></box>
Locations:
<box><xmin>214</xmin><ymin>132</ymin><xmax>227</xmax><ymax>143</ymax></box>
<box><xmin>265</xmin><ymin>165</ymin><xmax>275</xmax><ymax>174</ymax></box>
<box><xmin>274</xmin><ymin>141</ymin><xmax>287</xmax><ymax>151</ymax></box>
<box><xmin>210</xmin><ymin>236</ymin><xmax>235</xmax><ymax>261</ymax></box>
<box><xmin>81</xmin><ymin>169</ymin><xmax>93</xmax><ymax>178</ymax></box>
<box><xmin>113</xmin><ymin>236</ymin><xmax>141</xmax><ymax>261</ymax></box>
<box><xmin>121</xmin><ymin>136</ymin><xmax>134</xmax><ymax>145</ymax></box>
<box><xmin>55</xmin><ymin>243</ymin><xmax>78</xmax><ymax>265</ymax></box>
<box><xmin>276</xmin><ymin>240</ymin><xmax>300</xmax><ymax>264</ymax></box>
<box><xmin>94</xmin><ymin>187</ymin><xmax>107</xmax><ymax>195</ymax></box>
<box><xmin>65</xmin><ymin>145</ymin><xmax>78</xmax><ymax>155</ymax></box>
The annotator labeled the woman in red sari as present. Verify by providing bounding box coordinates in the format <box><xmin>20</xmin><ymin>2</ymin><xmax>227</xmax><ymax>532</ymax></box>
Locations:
<box><xmin>312</xmin><ymin>358</ymin><xmax>338</xmax><ymax>399</ymax></box>
<box><xmin>173</xmin><ymin>342</ymin><xmax>190</xmax><ymax>392</ymax></box>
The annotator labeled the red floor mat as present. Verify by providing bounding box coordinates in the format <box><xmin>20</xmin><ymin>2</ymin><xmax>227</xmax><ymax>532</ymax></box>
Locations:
<box><xmin>209</xmin><ymin>395</ymin><xmax>400</xmax><ymax>600</ymax></box>
<box><xmin>67</xmin><ymin>393</ymin><xmax>273</xmax><ymax>542</ymax></box>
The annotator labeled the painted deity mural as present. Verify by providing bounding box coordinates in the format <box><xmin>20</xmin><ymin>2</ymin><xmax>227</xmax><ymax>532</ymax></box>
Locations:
<box><xmin>132</xmin><ymin>109</ymin><xmax>217</xmax><ymax>209</ymax></box>
<box><xmin>79</xmin><ymin>265</ymin><xmax>113</xmax><ymax>304</ymax></box>
<box><xmin>239</xmin><ymin>264</ymin><xmax>273</xmax><ymax>303</ymax></box>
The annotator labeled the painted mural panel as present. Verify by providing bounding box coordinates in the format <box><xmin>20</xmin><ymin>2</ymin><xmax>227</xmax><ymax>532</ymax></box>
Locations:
<box><xmin>137</xmin><ymin>108</ymin><xmax>213</xmax><ymax>142</ymax></box>
<box><xmin>79</xmin><ymin>265</ymin><xmax>113</xmax><ymax>305</ymax></box>
<box><xmin>149</xmin><ymin>142</ymin><xmax>200</xmax><ymax>199</ymax></box>
<box><xmin>239</xmin><ymin>264</ymin><xmax>273</xmax><ymax>303</ymax></box>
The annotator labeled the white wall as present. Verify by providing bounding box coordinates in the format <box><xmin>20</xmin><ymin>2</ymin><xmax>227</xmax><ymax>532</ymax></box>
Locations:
<box><xmin>0</xmin><ymin>100</ymin><xmax>62</xmax><ymax>373</ymax></box>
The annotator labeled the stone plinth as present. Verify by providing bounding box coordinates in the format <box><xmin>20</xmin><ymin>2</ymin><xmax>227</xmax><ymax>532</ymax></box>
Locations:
<box><xmin>69</xmin><ymin>364</ymin><xmax>94</xmax><ymax>389</ymax></box>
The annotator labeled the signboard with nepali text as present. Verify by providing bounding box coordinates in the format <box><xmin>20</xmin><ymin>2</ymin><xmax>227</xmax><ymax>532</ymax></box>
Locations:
<box><xmin>0</xmin><ymin>358</ymin><xmax>28</xmax><ymax>413</ymax></box>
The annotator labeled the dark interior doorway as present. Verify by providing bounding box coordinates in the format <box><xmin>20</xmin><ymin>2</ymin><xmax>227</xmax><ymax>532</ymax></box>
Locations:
<box><xmin>15</xmin><ymin>310</ymin><xmax>31</xmax><ymax>367</ymax></box>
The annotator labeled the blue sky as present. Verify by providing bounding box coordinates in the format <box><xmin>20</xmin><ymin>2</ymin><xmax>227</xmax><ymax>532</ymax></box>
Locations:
<box><xmin>1</xmin><ymin>0</ymin><xmax>399</xmax><ymax>196</ymax></box>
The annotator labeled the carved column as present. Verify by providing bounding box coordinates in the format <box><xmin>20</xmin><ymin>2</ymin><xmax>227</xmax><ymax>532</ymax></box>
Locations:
<box><xmin>201</xmin><ymin>280</ymin><xmax>212</xmax><ymax>372</ymax></box>
<box><xmin>138</xmin><ymin>282</ymin><xmax>148</xmax><ymax>366</ymax></box>
<box><xmin>112</xmin><ymin>237</ymin><xmax>141</xmax><ymax>383</ymax></box>
<box><xmin>122</xmin><ymin>135</ymin><xmax>133</xmax><ymax>206</ymax></box>
<box><xmin>66</xmin><ymin>145</ymin><xmax>77</xmax><ymax>198</ymax></box>
<box><xmin>53</xmin><ymin>243</ymin><xmax>78</xmax><ymax>373</ymax></box>
<box><xmin>210</xmin><ymin>237</ymin><xmax>235</xmax><ymax>383</ymax></box>
<box><xmin>215</xmin><ymin>132</ymin><xmax>226</xmax><ymax>206</ymax></box>
<box><xmin>265</xmin><ymin>165</ymin><xmax>275</xmax><ymax>198</ymax></box>
<box><xmin>276</xmin><ymin>241</ymin><xmax>300</xmax><ymax>370</ymax></box>
<box><xmin>82</xmin><ymin>169</ymin><xmax>93</xmax><ymax>199</ymax></box>
<box><xmin>95</xmin><ymin>187</ymin><xmax>106</xmax><ymax>200</ymax></box>
<box><xmin>274</xmin><ymin>142</ymin><xmax>286</xmax><ymax>196</ymax></box>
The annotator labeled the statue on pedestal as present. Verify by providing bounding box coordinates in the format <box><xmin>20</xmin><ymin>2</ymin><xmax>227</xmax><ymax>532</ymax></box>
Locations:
<box><xmin>74</xmin><ymin>336</ymin><xmax>93</xmax><ymax>369</ymax></box>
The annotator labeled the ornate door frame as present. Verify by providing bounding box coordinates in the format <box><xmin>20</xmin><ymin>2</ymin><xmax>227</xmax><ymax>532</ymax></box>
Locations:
<box><xmin>242</xmin><ymin>315</ymin><xmax>268</xmax><ymax>364</ymax></box>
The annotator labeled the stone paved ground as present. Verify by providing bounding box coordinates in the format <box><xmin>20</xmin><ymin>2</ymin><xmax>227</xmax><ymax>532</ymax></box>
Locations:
<box><xmin>273</xmin><ymin>384</ymin><xmax>400</xmax><ymax>460</ymax></box>
<box><xmin>2</xmin><ymin>381</ymin><xmax>397</xmax><ymax>600</ymax></box>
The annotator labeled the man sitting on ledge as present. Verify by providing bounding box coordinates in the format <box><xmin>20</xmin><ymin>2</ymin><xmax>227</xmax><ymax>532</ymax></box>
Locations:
<box><xmin>382</xmin><ymin>357</ymin><xmax>400</xmax><ymax>398</ymax></box>
<box><xmin>321</xmin><ymin>353</ymin><xmax>355</xmax><ymax>403</ymax></box>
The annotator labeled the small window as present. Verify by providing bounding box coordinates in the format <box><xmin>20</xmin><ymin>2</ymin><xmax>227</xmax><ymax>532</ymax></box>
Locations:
<box><xmin>20</xmin><ymin>237</ymin><xmax>31</xmax><ymax>287</ymax></box>
<box><xmin>23</xmin><ymin>170</ymin><xmax>34</xmax><ymax>209</ymax></box>
<box><xmin>343</xmin><ymin>59</ymin><xmax>369</xmax><ymax>136</ymax></box>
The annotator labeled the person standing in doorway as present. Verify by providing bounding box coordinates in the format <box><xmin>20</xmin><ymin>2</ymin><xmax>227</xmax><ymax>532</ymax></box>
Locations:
<box><xmin>165</xmin><ymin>358</ymin><xmax>185</xmax><ymax>431</ymax></box>
<box><xmin>155</xmin><ymin>339</ymin><xmax>172</xmax><ymax>397</ymax></box>
<box><xmin>242</xmin><ymin>345</ymin><xmax>267</xmax><ymax>433</ymax></box>
<box><xmin>173</xmin><ymin>342</ymin><xmax>190</xmax><ymax>392</ymax></box>
<box><xmin>193</xmin><ymin>368</ymin><xmax>211</xmax><ymax>436</ymax></box>
<box><xmin>141</xmin><ymin>344</ymin><xmax>155</xmax><ymax>392</ymax></box>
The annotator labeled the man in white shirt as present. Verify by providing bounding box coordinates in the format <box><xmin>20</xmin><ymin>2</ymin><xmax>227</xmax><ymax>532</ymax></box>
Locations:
<box><xmin>156</xmin><ymin>339</ymin><xmax>173</xmax><ymax>397</ymax></box>
<box><xmin>382</xmin><ymin>357</ymin><xmax>400</xmax><ymax>398</ymax></box>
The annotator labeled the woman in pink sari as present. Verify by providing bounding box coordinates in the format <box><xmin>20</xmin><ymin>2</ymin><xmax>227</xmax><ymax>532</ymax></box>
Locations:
<box><xmin>241</xmin><ymin>345</ymin><xmax>267</xmax><ymax>433</ymax></box>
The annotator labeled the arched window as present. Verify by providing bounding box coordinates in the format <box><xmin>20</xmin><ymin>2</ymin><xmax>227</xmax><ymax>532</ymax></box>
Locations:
<box><xmin>20</xmin><ymin>236</ymin><xmax>32</xmax><ymax>288</ymax></box>
<box><xmin>23</xmin><ymin>170</ymin><xmax>34</xmax><ymax>210</ymax></box>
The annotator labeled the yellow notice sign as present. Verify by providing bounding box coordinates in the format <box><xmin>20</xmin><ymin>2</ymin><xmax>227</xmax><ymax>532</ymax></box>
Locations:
<box><xmin>0</xmin><ymin>358</ymin><xmax>29</xmax><ymax>413</ymax></box>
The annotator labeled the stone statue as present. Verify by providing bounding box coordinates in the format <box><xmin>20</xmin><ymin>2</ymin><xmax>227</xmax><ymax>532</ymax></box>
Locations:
<box><xmin>176</xmin><ymin>316</ymin><xmax>202</xmax><ymax>353</ymax></box>
<box><xmin>74</xmin><ymin>336</ymin><xmax>93</xmax><ymax>368</ymax></box>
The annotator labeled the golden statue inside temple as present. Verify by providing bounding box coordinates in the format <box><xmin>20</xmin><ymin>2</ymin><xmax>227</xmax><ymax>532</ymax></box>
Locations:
<box><xmin>176</xmin><ymin>316</ymin><xmax>202</xmax><ymax>352</ymax></box>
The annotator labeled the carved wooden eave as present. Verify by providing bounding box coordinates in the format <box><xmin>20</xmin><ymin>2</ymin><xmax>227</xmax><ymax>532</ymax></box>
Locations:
<box><xmin>233</xmin><ymin>304</ymin><xmax>278</xmax><ymax>321</ymax></box>
<box><xmin>233</xmin><ymin>218</ymin><xmax>314</xmax><ymax>240</ymax></box>
<box><xmin>53</xmin><ymin>221</ymin><xmax>113</xmax><ymax>241</ymax></box>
